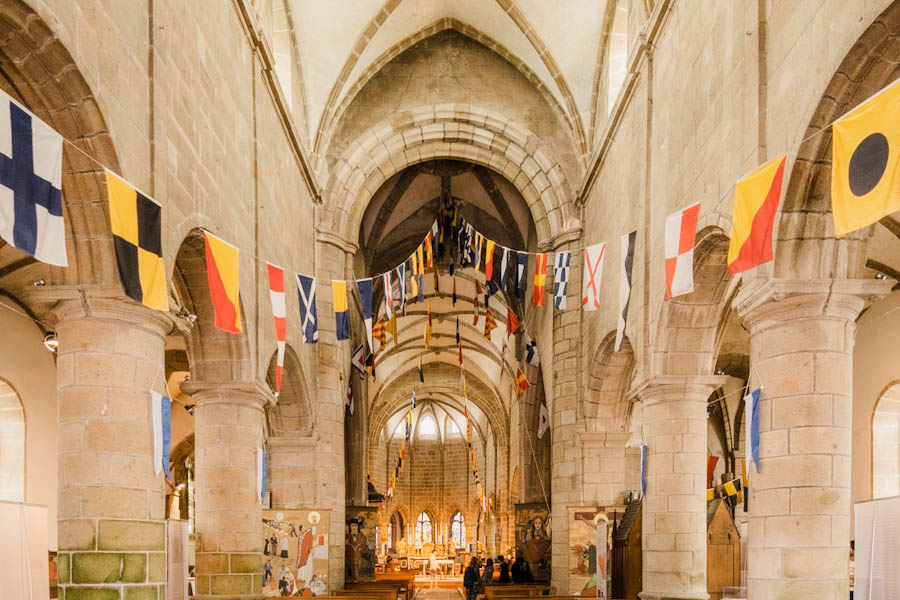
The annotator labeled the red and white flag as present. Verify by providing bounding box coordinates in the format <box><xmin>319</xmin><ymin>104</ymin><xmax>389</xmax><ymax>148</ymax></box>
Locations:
<box><xmin>581</xmin><ymin>241</ymin><xmax>607</xmax><ymax>311</ymax></box>
<box><xmin>664</xmin><ymin>202</ymin><xmax>701</xmax><ymax>298</ymax></box>
<box><xmin>265</xmin><ymin>262</ymin><xmax>287</xmax><ymax>394</ymax></box>
<box><xmin>383</xmin><ymin>271</ymin><xmax>394</xmax><ymax>319</ymax></box>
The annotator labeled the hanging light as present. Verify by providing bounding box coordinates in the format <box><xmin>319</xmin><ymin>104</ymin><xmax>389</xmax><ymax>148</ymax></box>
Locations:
<box><xmin>42</xmin><ymin>332</ymin><xmax>58</xmax><ymax>352</ymax></box>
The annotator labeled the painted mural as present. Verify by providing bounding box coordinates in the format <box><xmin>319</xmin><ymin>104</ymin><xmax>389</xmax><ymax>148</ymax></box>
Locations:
<box><xmin>262</xmin><ymin>509</ymin><xmax>330</xmax><ymax>597</ymax></box>
<box><xmin>568</xmin><ymin>508</ymin><xmax>611</xmax><ymax>596</ymax></box>
<box><xmin>346</xmin><ymin>506</ymin><xmax>378</xmax><ymax>581</ymax></box>
<box><xmin>515</xmin><ymin>503</ymin><xmax>551</xmax><ymax>582</ymax></box>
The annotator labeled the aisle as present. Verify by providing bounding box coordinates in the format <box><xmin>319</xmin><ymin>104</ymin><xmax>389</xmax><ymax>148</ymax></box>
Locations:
<box><xmin>414</xmin><ymin>586</ymin><xmax>464</xmax><ymax>600</ymax></box>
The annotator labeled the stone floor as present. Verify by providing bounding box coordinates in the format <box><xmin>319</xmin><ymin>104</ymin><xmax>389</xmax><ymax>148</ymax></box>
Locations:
<box><xmin>414</xmin><ymin>585</ymin><xmax>464</xmax><ymax>600</ymax></box>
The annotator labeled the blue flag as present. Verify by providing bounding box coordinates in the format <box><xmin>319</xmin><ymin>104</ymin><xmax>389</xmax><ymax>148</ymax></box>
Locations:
<box><xmin>746</xmin><ymin>388</ymin><xmax>761</xmax><ymax>473</ymax></box>
<box><xmin>640</xmin><ymin>444</ymin><xmax>647</xmax><ymax>497</ymax></box>
<box><xmin>296</xmin><ymin>274</ymin><xmax>318</xmax><ymax>344</ymax></box>
<box><xmin>151</xmin><ymin>391</ymin><xmax>172</xmax><ymax>480</ymax></box>
<box><xmin>357</xmin><ymin>278</ymin><xmax>374</xmax><ymax>352</ymax></box>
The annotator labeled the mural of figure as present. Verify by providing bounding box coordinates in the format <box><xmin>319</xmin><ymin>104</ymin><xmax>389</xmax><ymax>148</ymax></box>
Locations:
<box><xmin>296</xmin><ymin>524</ymin><xmax>316</xmax><ymax>588</ymax></box>
<box><xmin>523</xmin><ymin>516</ymin><xmax>551</xmax><ymax>563</ymax></box>
<box><xmin>345</xmin><ymin>521</ymin><xmax>368</xmax><ymax>580</ymax></box>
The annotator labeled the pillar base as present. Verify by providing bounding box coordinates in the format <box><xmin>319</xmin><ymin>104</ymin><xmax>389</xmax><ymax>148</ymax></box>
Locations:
<box><xmin>639</xmin><ymin>592</ymin><xmax>710</xmax><ymax>600</ymax></box>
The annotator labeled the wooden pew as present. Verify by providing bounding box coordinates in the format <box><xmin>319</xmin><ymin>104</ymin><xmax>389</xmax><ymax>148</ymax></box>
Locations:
<box><xmin>484</xmin><ymin>584</ymin><xmax>552</xmax><ymax>600</ymax></box>
<box><xmin>335</xmin><ymin>588</ymin><xmax>397</xmax><ymax>600</ymax></box>
<box><xmin>371</xmin><ymin>573</ymin><xmax>417</xmax><ymax>600</ymax></box>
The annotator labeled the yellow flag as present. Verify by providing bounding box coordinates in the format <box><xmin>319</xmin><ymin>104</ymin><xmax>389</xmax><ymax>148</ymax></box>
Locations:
<box><xmin>203</xmin><ymin>232</ymin><xmax>241</xmax><ymax>333</ymax></box>
<box><xmin>831</xmin><ymin>80</ymin><xmax>900</xmax><ymax>236</ymax></box>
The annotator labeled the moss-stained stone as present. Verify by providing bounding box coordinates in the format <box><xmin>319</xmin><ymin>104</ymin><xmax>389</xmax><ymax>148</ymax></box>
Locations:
<box><xmin>65</xmin><ymin>588</ymin><xmax>120</xmax><ymax>600</ymax></box>
<box><xmin>121</xmin><ymin>554</ymin><xmax>147</xmax><ymax>583</ymax></box>
<box><xmin>71</xmin><ymin>553</ymin><xmax>122</xmax><ymax>584</ymax></box>
<box><xmin>123</xmin><ymin>585</ymin><xmax>158</xmax><ymax>600</ymax></box>
<box><xmin>229</xmin><ymin>553</ymin><xmax>261</xmax><ymax>573</ymax></box>
<box><xmin>98</xmin><ymin>520</ymin><xmax>164</xmax><ymax>551</ymax></box>
<box><xmin>57</xmin><ymin>553</ymin><xmax>70</xmax><ymax>584</ymax></box>
<box><xmin>195</xmin><ymin>552</ymin><xmax>228</xmax><ymax>573</ymax></box>
<box><xmin>210</xmin><ymin>573</ymin><xmax>252</xmax><ymax>595</ymax></box>
<box><xmin>147</xmin><ymin>553</ymin><xmax>165</xmax><ymax>582</ymax></box>
<box><xmin>194</xmin><ymin>574</ymin><xmax>210</xmax><ymax>595</ymax></box>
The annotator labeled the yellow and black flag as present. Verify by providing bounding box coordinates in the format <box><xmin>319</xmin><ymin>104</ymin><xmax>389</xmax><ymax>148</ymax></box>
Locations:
<box><xmin>106</xmin><ymin>171</ymin><xmax>168</xmax><ymax>310</ymax></box>
<box><xmin>723</xmin><ymin>477</ymin><xmax>743</xmax><ymax>506</ymax></box>
<box><xmin>831</xmin><ymin>80</ymin><xmax>900</xmax><ymax>237</ymax></box>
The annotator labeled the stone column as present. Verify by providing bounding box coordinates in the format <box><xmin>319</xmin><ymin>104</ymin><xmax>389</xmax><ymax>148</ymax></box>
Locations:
<box><xmin>632</xmin><ymin>375</ymin><xmax>726</xmax><ymax>600</ymax></box>
<box><xmin>735</xmin><ymin>279</ymin><xmax>890</xmax><ymax>600</ymax></box>
<box><xmin>267</xmin><ymin>437</ymin><xmax>317</xmax><ymax>509</ymax></box>
<box><xmin>581</xmin><ymin>432</ymin><xmax>631</xmax><ymax>506</ymax></box>
<box><xmin>182</xmin><ymin>380</ymin><xmax>271</xmax><ymax>599</ymax></box>
<box><xmin>53</xmin><ymin>294</ymin><xmax>173</xmax><ymax>600</ymax></box>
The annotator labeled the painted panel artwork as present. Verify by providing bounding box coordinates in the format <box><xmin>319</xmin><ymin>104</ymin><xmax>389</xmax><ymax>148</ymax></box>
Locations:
<box><xmin>568</xmin><ymin>507</ymin><xmax>615</xmax><ymax>597</ymax></box>
<box><xmin>345</xmin><ymin>506</ymin><xmax>378</xmax><ymax>582</ymax></box>
<box><xmin>262</xmin><ymin>509</ymin><xmax>330</xmax><ymax>597</ymax></box>
<box><xmin>515</xmin><ymin>503</ymin><xmax>551</xmax><ymax>582</ymax></box>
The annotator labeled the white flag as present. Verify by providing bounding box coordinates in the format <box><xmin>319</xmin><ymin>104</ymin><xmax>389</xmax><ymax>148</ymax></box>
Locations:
<box><xmin>537</xmin><ymin>402</ymin><xmax>550</xmax><ymax>439</ymax></box>
<box><xmin>582</xmin><ymin>242</ymin><xmax>607</xmax><ymax>311</ymax></box>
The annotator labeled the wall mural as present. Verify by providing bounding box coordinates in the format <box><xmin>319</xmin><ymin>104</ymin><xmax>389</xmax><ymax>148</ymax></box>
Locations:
<box><xmin>346</xmin><ymin>506</ymin><xmax>378</xmax><ymax>582</ymax></box>
<box><xmin>262</xmin><ymin>509</ymin><xmax>330</xmax><ymax>597</ymax></box>
<box><xmin>568</xmin><ymin>507</ymin><xmax>614</xmax><ymax>596</ymax></box>
<box><xmin>515</xmin><ymin>503</ymin><xmax>551</xmax><ymax>582</ymax></box>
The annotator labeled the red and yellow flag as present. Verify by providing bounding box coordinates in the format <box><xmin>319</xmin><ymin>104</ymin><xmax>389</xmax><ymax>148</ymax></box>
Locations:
<box><xmin>484</xmin><ymin>310</ymin><xmax>496</xmax><ymax>338</ymax></box>
<box><xmin>203</xmin><ymin>232</ymin><xmax>241</xmax><ymax>333</ymax></box>
<box><xmin>727</xmin><ymin>155</ymin><xmax>786</xmax><ymax>274</ymax></box>
<box><xmin>533</xmin><ymin>253</ymin><xmax>548</xmax><ymax>306</ymax></box>
<box><xmin>373</xmin><ymin>316</ymin><xmax>388</xmax><ymax>349</ymax></box>
<box><xmin>506</xmin><ymin>307</ymin><xmax>521</xmax><ymax>337</ymax></box>
<box><xmin>515</xmin><ymin>368</ymin><xmax>530</xmax><ymax>398</ymax></box>
<box><xmin>424</xmin><ymin>233</ymin><xmax>434</xmax><ymax>269</ymax></box>
<box><xmin>484</xmin><ymin>240</ymin><xmax>496</xmax><ymax>279</ymax></box>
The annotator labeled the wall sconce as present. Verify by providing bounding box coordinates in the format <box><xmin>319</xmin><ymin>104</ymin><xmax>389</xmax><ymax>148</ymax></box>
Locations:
<box><xmin>43</xmin><ymin>332</ymin><xmax>58</xmax><ymax>352</ymax></box>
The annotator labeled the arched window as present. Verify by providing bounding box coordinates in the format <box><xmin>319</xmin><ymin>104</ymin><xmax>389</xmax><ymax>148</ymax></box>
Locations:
<box><xmin>390</xmin><ymin>511</ymin><xmax>404</xmax><ymax>550</ymax></box>
<box><xmin>0</xmin><ymin>380</ymin><xmax>24</xmax><ymax>502</ymax></box>
<box><xmin>449</xmin><ymin>420</ymin><xmax>460</xmax><ymax>435</ymax></box>
<box><xmin>415</xmin><ymin>511</ymin><xmax>434</xmax><ymax>545</ymax></box>
<box><xmin>873</xmin><ymin>384</ymin><xmax>900</xmax><ymax>499</ymax></box>
<box><xmin>419</xmin><ymin>415</ymin><xmax>437</xmax><ymax>437</ymax></box>
<box><xmin>450</xmin><ymin>511</ymin><xmax>465</xmax><ymax>548</ymax></box>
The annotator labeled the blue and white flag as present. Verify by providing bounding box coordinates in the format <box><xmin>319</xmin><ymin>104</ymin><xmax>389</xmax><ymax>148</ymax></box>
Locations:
<box><xmin>553</xmin><ymin>251</ymin><xmax>571</xmax><ymax>309</ymax></box>
<box><xmin>0</xmin><ymin>89</ymin><xmax>66</xmax><ymax>266</ymax></box>
<box><xmin>150</xmin><ymin>391</ymin><xmax>172</xmax><ymax>480</ymax></box>
<box><xmin>514</xmin><ymin>252</ymin><xmax>528</xmax><ymax>299</ymax></box>
<box><xmin>499</xmin><ymin>247</ymin><xmax>511</xmax><ymax>288</ymax></box>
<box><xmin>745</xmin><ymin>388</ymin><xmax>761</xmax><ymax>473</ymax></box>
<box><xmin>640</xmin><ymin>444</ymin><xmax>647</xmax><ymax>497</ymax></box>
<box><xmin>537</xmin><ymin>402</ymin><xmax>550</xmax><ymax>439</ymax></box>
<box><xmin>411</xmin><ymin>389</ymin><xmax>417</xmax><ymax>410</ymax></box>
<box><xmin>346</xmin><ymin>382</ymin><xmax>355</xmax><ymax>415</ymax></box>
<box><xmin>397</xmin><ymin>263</ymin><xmax>407</xmax><ymax>309</ymax></box>
<box><xmin>357</xmin><ymin>278</ymin><xmax>374</xmax><ymax>352</ymax></box>
<box><xmin>256</xmin><ymin>447</ymin><xmax>267</xmax><ymax>506</ymax></box>
<box><xmin>524</xmin><ymin>334</ymin><xmax>539</xmax><ymax>366</ymax></box>
<box><xmin>296</xmin><ymin>274</ymin><xmax>318</xmax><ymax>344</ymax></box>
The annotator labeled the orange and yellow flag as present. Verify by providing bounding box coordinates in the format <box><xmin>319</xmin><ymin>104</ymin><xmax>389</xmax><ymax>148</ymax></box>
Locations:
<box><xmin>533</xmin><ymin>253</ymin><xmax>548</xmax><ymax>306</ymax></box>
<box><xmin>727</xmin><ymin>155</ymin><xmax>787</xmax><ymax>274</ymax></box>
<box><xmin>424</xmin><ymin>302</ymin><xmax>433</xmax><ymax>349</ymax></box>
<box><xmin>203</xmin><ymin>232</ymin><xmax>241</xmax><ymax>333</ymax></box>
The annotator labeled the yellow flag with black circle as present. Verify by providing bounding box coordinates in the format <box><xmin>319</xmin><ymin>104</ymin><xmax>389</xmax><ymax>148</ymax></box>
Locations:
<box><xmin>106</xmin><ymin>170</ymin><xmax>168</xmax><ymax>310</ymax></box>
<box><xmin>831</xmin><ymin>80</ymin><xmax>900</xmax><ymax>237</ymax></box>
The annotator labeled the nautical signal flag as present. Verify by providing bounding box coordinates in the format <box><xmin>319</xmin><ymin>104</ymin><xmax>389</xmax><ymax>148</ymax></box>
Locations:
<box><xmin>257</xmin><ymin>447</ymin><xmax>267</xmax><ymax>505</ymax></box>
<box><xmin>265</xmin><ymin>262</ymin><xmax>287</xmax><ymax>394</ymax></box>
<box><xmin>473</xmin><ymin>281</ymin><xmax>482</xmax><ymax>325</ymax></box>
<box><xmin>383</xmin><ymin>271</ymin><xmax>394</xmax><ymax>319</ymax></box>
<box><xmin>296</xmin><ymin>274</ymin><xmax>318</xmax><ymax>343</ymax></box>
<box><xmin>524</xmin><ymin>334</ymin><xmax>539</xmax><ymax>366</ymax></box>
<box><xmin>332</xmin><ymin>280</ymin><xmax>350</xmax><ymax>340</ymax></box>
<box><xmin>203</xmin><ymin>232</ymin><xmax>242</xmax><ymax>333</ymax></box>
<box><xmin>373</xmin><ymin>316</ymin><xmax>388</xmax><ymax>349</ymax></box>
<box><xmin>515</xmin><ymin>368</ymin><xmax>529</xmax><ymax>398</ymax></box>
<box><xmin>424</xmin><ymin>232</ymin><xmax>434</xmax><ymax>268</ymax></box>
<box><xmin>707</xmin><ymin>488</ymin><xmax>714</xmax><ymax>501</ymax></box>
<box><xmin>424</xmin><ymin>301</ymin><xmax>433</xmax><ymax>349</ymax></box>
<box><xmin>515</xmin><ymin>252</ymin><xmax>528</xmax><ymax>299</ymax></box>
<box><xmin>553</xmin><ymin>251</ymin><xmax>570</xmax><ymax>309</ymax></box>
<box><xmin>615</xmin><ymin>231</ymin><xmax>636</xmax><ymax>351</ymax></box>
<box><xmin>831</xmin><ymin>80</ymin><xmax>899</xmax><ymax>237</ymax></box>
<box><xmin>0</xmin><ymin>88</ymin><xmax>67</xmax><ymax>266</ymax></box>
<box><xmin>723</xmin><ymin>478</ymin><xmax>743</xmax><ymax>505</ymax></box>
<box><xmin>386</xmin><ymin>312</ymin><xmax>398</xmax><ymax>342</ymax></box>
<box><xmin>582</xmin><ymin>242</ymin><xmax>607</xmax><ymax>311</ymax></box>
<box><xmin>664</xmin><ymin>202</ymin><xmax>701</xmax><ymax>298</ymax></box>
<box><xmin>397</xmin><ymin>263</ymin><xmax>408</xmax><ymax>310</ymax></box>
<box><xmin>484</xmin><ymin>309</ymin><xmax>497</xmax><ymax>338</ymax></box>
<box><xmin>418</xmin><ymin>355</ymin><xmax>424</xmax><ymax>382</ymax></box>
<box><xmin>499</xmin><ymin>247</ymin><xmax>511</xmax><ymax>288</ymax></box>
<box><xmin>537</xmin><ymin>402</ymin><xmax>550</xmax><ymax>439</ymax></box>
<box><xmin>357</xmin><ymin>278</ymin><xmax>374</xmax><ymax>352</ymax></box>
<box><xmin>484</xmin><ymin>239</ymin><xmax>496</xmax><ymax>279</ymax></box>
<box><xmin>150</xmin><ymin>391</ymin><xmax>172</xmax><ymax>479</ymax></box>
<box><xmin>533</xmin><ymin>253</ymin><xmax>548</xmax><ymax>306</ymax></box>
<box><xmin>351</xmin><ymin>344</ymin><xmax>366</xmax><ymax>377</ymax></box>
<box><xmin>106</xmin><ymin>171</ymin><xmax>167</xmax><ymax>310</ymax></box>
<box><xmin>506</xmin><ymin>307</ymin><xmax>521</xmax><ymax>337</ymax></box>
<box><xmin>745</xmin><ymin>388</ymin><xmax>761</xmax><ymax>473</ymax></box>
<box><xmin>728</xmin><ymin>155</ymin><xmax>786</xmax><ymax>274</ymax></box>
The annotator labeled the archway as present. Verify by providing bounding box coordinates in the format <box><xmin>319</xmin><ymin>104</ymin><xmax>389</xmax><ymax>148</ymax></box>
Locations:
<box><xmin>873</xmin><ymin>383</ymin><xmax>900</xmax><ymax>499</ymax></box>
<box><xmin>0</xmin><ymin>379</ymin><xmax>24</xmax><ymax>502</ymax></box>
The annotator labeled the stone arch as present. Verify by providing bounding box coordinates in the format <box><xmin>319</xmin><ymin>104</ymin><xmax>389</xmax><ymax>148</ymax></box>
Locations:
<box><xmin>0</xmin><ymin>377</ymin><xmax>24</xmax><ymax>502</ymax></box>
<box><xmin>0</xmin><ymin>0</ymin><xmax>121</xmax><ymax>291</ymax></box>
<box><xmin>266</xmin><ymin>345</ymin><xmax>313</xmax><ymax>437</ymax></box>
<box><xmin>509</xmin><ymin>466</ymin><xmax>520</xmax><ymax>507</ymax></box>
<box><xmin>322</xmin><ymin>103</ymin><xmax>578</xmax><ymax>247</ymax></box>
<box><xmin>653</xmin><ymin>227</ymin><xmax>740</xmax><ymax>376</ymax></box>
<box><xmin>873</xmin><ymin>380</ymin><xmax>900</xmax><ymax>499</ymax></box>
<box><xmin>585</xmin><ymin>332</ymin><xmax>635</xmax><ymax>433</ymax></box>
<box><xmin>171</xmin><ymin>229</ymin><xmax>251</xmax><ymax>382</ymax></box>
<box><xmin>775</xmin><ymin>2</ymin><xmax>900</xmax><ymax>280</ymax></box>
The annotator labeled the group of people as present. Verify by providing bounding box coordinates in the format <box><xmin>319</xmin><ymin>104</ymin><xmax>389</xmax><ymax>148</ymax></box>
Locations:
<box><xmin>463</xmin><ymin>552</ymin><xmax>533</xmax><ymax>600</ymax></box>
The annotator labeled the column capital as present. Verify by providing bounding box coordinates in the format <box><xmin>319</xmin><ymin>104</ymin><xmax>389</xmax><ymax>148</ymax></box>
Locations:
<box><xmin>628</xmin><ymin>375</ymin><xmax>728</xmax><ymax>405</ymax></box>
<box><xmin>734</xmin><ymin>278</ymin><xmax>892</xmax><ymax>329</ymax></box>
<box><xmin>37</xmin><ymin>285</ymin><xmax>177</xmax><ymax>337</ymax></box>
<box><xmin>539</xmin><ymin>225</ymin><xmax>583</xmax><ymax>252</ymax></box>
<box><xmin>315</xmin><ymin>228</ymin><xmax>358</xmax><ymax>255</ymax></box>
<box><xmin>181</xmin><ymin>379</ymin><xmax>276</xmax><ymax>409</ymax></box>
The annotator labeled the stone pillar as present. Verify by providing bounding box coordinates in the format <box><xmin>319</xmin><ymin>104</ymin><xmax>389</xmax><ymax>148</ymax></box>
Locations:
<box><xmin>632</xmin><ymin>375</ymin><xmax>726</xmax><ymax>600</ymax></box>
<box><xmin>547</xmin><ymin>227</ymin><xmax>583</xmax><ymax>593</ymax></box>
<box><xmin>581</xmin><ymin>432</ymin><xmax>630</xmax><ymax>506</ymax></box>
<box><xmin>267</xmin><ymin>437</ymin><xmax>317</xmax><ymax>509</ymax></box>
<box><xmin>183</xmin><ymin>380</ymin><xmax>271</xmax><ymax>599</ymax></box>
<box><xmin>735</xmin><ymin>279</ymin><xmax>890</xmax><ymax>600</ymax></box>
<box><xmin>54</xmin><ymin>295</ymin><xmax>173</xmax><ymax>600</ymax></box>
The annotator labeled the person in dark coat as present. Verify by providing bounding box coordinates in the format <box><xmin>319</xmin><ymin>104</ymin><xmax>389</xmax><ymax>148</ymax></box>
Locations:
<box><xmin>510</xmin><ymin>552</ymin><xmax>533</xmax><ymax>584</ymax></box>
<box><xmin>481</xmin><ymin>558</ymin><xmax>495</xmax><ymax>589</ymax></box>
<box><xmin>496</xmin><ymin>555</ymin><xmax>510</xmax><ymax>583</ymax></box>
<box><xmin>464</xmin><ymin>557</ymin><xmax>481</xmax><ymax>600</ymax></box>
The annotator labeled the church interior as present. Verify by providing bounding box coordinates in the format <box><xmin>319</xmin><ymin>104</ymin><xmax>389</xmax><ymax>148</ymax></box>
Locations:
<box><xmin>0</xmin><ymin>1</ymin><xmax>898</xmax><ymax>600</ymax></box>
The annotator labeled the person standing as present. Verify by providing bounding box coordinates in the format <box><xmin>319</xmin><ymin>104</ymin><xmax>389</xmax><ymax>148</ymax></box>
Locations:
<box><xmin>278</xmin><ymin>565</ymin><xmax>290</xmax><ymax>596</ymax></box>
<box><xmin>263</xmin><ymin>560</ymin><xmax>272</xmax><ymax>587</ymax></box>
<box><xmin>463</xmin><ymin>557</ymin><xmax>480</xmax><ymax>600</ymax></box>
<box><xmin>279</xmin><ymin>534</ymin><xmax>290</xmax><ymax>559</ymax></box>
<box><xmin>481</xmin><ymin>558</ymin><xmax>495</xmax><ymax>589</ymax></box>
<box><xmin>429</xmin><ymin>550</ymin><xmax>440</xmax><ymax>589</ymax></box>
<box><xmin>497</xmin><ymin>556</ymin><xmax>510</xmax><ymax>584</ymax></box>
<box><xmin>511</xmin><ymin>552</ymin><xmax>533</xmax><ymax>584</ymax></box>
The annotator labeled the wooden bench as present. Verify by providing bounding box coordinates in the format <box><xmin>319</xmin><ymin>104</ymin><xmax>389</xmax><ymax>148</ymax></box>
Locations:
<box><xmin>484</xmin><ymin>585</ymin><xmax>552</xmax><ymax>600</ymax></box>
<box><xmin>335</xmin><ymin>588</ymin><xmax>397</xmax><ymax>600</ymax></box>
<box><xmin>370</xmin><ymin>574</ymin><xmax>417</xmax><ymax>600</ymax></box>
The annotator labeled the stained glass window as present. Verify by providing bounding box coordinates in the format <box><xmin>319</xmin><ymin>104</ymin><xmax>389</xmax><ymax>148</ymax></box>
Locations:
<box><xmin>450</xmin><ymin>511</ymin><xmax>465</xmax><ymax>548</ymax></box>
<box><xmin>416</xmin><ymin>511</ymin><xmax>433</xmax><ymax>545</ymax></box>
